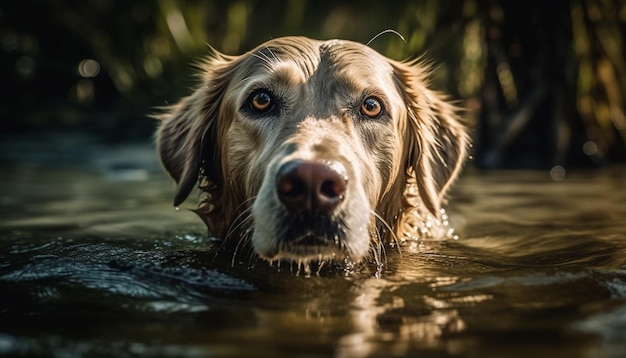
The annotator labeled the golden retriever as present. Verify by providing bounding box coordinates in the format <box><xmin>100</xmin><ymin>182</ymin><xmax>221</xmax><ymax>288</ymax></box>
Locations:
<box><xmin>156</xmin><ymin>36</ymin><xmax>469</xmax><ymax>266</ymax></box>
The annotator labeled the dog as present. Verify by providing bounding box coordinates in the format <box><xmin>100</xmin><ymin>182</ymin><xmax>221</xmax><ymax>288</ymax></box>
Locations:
<box><xmin>156</xmin><ymin>36</ymin><xmax>469</xmax><ymax>266</ymax></box>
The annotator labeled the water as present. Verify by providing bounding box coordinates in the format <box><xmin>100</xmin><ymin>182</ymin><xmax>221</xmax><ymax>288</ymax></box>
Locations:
<box><xmin>1</xmin><ymin>140</ymin><xmax>625</xmax><ymax>357</ymax></box>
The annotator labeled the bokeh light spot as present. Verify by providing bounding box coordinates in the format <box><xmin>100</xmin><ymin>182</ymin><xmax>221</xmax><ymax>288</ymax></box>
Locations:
<box><xmin>78</xmin><ymin>59</ymin><xmax>100</xmax><ymax>78</ymax></box>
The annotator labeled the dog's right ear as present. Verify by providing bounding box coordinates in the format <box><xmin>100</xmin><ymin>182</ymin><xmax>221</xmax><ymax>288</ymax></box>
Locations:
<box><xmin>155</xmin><ymin>50</ymin><xmax>238</xmax><ymax>206</ymax></box>
<box><xmin>391</xmin><ymin>59</ymin><xmax>470</xmax><ymax>216</ymax></box>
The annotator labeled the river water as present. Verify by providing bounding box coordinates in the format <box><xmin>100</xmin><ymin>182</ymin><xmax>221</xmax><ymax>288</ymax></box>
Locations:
<box><xmin>1</xmin><ymin>137</ymin><xmax>625</xmax><ymax>357</ymax></box>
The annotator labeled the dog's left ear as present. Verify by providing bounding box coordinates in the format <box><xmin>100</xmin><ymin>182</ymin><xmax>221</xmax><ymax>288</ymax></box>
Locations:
<box><xmin>392</xmin><ymin>60</ymin><xmax>470</xmax><ymax>216</ymax></box>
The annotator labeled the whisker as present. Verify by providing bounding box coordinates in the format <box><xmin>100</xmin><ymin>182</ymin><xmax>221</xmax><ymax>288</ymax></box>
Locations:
<box><xmin>250</xmin><ymin>53</ymin><xmax>276</xmax><ymax>73</ymax></box>
<box><xmin>265</xmin><ymin>46</ymin><xmax>279</xmax><ymax>61</ymax></box>
<box><xmin>230</xmin><ymin>217</ymin><xmax>254</xmax><ymax>267</ymax></box>
<box><xmin>364</xmin><ymin>225</ymin><xmax>380</xmax><ymax>264</ymax></box>
<box><xmin>375</xmin><ymin>229</ymin><xmax>388</xmax><ymax>266</ymax></box>
<box><xmin>252</xmin><ymin>48</ymin><xmax>279</xmax><ymax>71</ymax></box>
<box><xmin>246</xmin><ymin>244</ymin><xmax>258</xmax><ymax>268</ymax></box>
<box><xmin>370</xmin><ymin>210</ymin><xmax>402</xmax><ymax>259</ymax></box>
<box><xmin>366</xmin><ymin>29</ymin><xmax>407</xmax><ymax>47</ymax></box>
<box><xmin>224</xmin><ymin>197</ymin><xmax>257</xmax><ymax>240</ymax></box>
<box><xmin>251</xmin><ymin>52</ymin><xmax>272</xmax><ymax>65</ymax></box>
<box><xmin>219</xmin><ymin>197</ymin><xmax>257</xmax><ymax>266</ymax></box>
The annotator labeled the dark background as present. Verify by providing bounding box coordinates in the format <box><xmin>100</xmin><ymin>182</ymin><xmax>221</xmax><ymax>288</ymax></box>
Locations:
<box><xmin>1</xmin><ymin>0</ymin><xmax>625</xmax><ymax>169</ymax></box>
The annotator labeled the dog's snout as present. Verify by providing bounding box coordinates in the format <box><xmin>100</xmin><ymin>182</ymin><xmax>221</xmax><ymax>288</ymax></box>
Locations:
<box><xmin>276</xmin><ymin>160</ymin><xmax>347</xmax><ymax>215</ymax></box>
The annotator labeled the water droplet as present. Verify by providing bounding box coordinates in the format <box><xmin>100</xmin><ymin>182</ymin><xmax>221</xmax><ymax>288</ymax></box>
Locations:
<box><xmin>174</xmin><ymin>206</ymin><xmax>180</xmax><ymax>211</ymax></box>
<box><xmin>317</xmin><ymin>259</ymin><xmax>327</xmax><ymax>275</ymax></box>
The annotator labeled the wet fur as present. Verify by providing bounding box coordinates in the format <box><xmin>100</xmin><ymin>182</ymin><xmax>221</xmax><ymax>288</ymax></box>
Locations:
<box><xmin>156</xmin><ymin>36</ymin><xmax>469</xmax><ymax>264</ymax></box>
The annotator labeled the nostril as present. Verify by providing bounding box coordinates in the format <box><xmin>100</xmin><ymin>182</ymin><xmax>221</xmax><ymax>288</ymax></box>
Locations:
<box><xmin>278</xmin><ymin>177</ymin><xmax>305</xmax><ymax>198</ymax></box>
<box><xmin>320</xmin><ymin>179</ymin><xmax>345</xmax><ymax>199</ymax></box>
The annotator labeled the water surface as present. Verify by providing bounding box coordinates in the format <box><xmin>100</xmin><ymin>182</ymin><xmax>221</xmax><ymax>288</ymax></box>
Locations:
<box><xmin>1</xmin><ymin>143</ymin><xmax>625</xmax><ymax>357</ymax></box>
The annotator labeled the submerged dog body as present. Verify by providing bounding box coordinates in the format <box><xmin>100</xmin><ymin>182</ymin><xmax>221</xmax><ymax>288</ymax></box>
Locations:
<box><xmin>157</xmin><ymin>37</ymin><xmax>468</xmax><ymax>264</ymax></box>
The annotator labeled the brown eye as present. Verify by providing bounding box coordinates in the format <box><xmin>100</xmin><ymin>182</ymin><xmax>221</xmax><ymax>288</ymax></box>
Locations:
<box><xmin>360</xmin><ymin>97</ymin><xmax>383</xmax><ymax>118</ymax></box>
<box><xmin>250</xmin><ymin>91</ymin><xmax>273</xmax><ymax>113</ymax></box>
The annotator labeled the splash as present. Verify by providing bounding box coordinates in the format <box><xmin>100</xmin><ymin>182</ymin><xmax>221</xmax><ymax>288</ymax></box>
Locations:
<box><xmin>398</xmin><ymin>175</ymin><xmax>460</xmax><ymax>243</ymax></box>
<box><xmin>398</xmin><ymin>206</ymin><xmax>458</xmax><ymax>243</ymax></box>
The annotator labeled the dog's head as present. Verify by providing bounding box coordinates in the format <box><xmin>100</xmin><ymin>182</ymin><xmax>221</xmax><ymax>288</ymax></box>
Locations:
<box><xmin>157</xmin><ymin>37</ymin><xmax>468</xmax><ymax>264</ymax></box>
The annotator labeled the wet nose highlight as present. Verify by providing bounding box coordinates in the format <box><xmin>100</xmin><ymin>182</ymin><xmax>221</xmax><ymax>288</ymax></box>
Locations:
<box><xmin>276</xmin><ymin>160</ymin><xmax>347</xmax><ymax>215</ymax></box>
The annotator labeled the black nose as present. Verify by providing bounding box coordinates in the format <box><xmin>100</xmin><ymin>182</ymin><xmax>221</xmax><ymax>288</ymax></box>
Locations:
<box><xmin>276</xmin><ymin>160</ymin><xmax>347</xmax><ymax>216</ymax></box>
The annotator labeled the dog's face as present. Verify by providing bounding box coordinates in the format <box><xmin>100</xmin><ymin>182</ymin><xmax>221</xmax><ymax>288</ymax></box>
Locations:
<box><xmin>157</xmin><ymin>37</ymin><xmax>468</xmax><ymax>265</ymax></box>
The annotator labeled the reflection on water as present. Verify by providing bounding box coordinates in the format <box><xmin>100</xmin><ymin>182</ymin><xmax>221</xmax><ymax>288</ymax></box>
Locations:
<box><xmin>1</xmin><ymin>157</ymin><xmax>626</xmax><ymax>357</ymax></box>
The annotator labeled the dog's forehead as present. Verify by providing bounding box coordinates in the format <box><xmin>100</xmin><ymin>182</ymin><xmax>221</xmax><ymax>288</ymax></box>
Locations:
<box><xmin>237</xmin><ymin>38</ymin><xmax>397</xmax><ymax>104</ymax></box>
<box><xmin>319</xmin><ymin>39</ymin><xmax>389</xmax><ymax>65</ymax></box>
<box><xmin>247</xmin><ymin>37</ymin><xmax>394</xmax><ymax>79</ymax></box>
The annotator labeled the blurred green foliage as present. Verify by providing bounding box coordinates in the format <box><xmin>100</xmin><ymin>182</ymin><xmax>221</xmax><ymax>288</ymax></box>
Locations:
<box><xmin>1</xmin><ymin>0</ymin><xmax>624</xmax><ymax>167</ymax></box>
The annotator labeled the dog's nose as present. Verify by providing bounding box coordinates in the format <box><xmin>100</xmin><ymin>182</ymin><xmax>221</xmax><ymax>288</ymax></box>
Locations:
<box><xmin>276</xmin><ymin>160</ymin><xmax>347</xmax><ymax>216</ymax></box>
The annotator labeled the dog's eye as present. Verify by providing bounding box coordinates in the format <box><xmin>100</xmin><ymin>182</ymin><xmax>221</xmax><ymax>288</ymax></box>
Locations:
<box><xmin>360</xmin><ymin>97</ymin><xmax>383</xmax><ymax>119</ymax></box>
<box><xmin>249</xmin><ymin>90</ymin><xmax>274</xmax><ymax>113</ymax></box>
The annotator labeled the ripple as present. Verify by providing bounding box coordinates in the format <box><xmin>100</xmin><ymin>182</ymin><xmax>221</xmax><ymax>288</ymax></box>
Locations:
<box><xmin>0</xmin><ymin>239</ymin><xmax>257</xmax><ymax>305</ymax></box>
